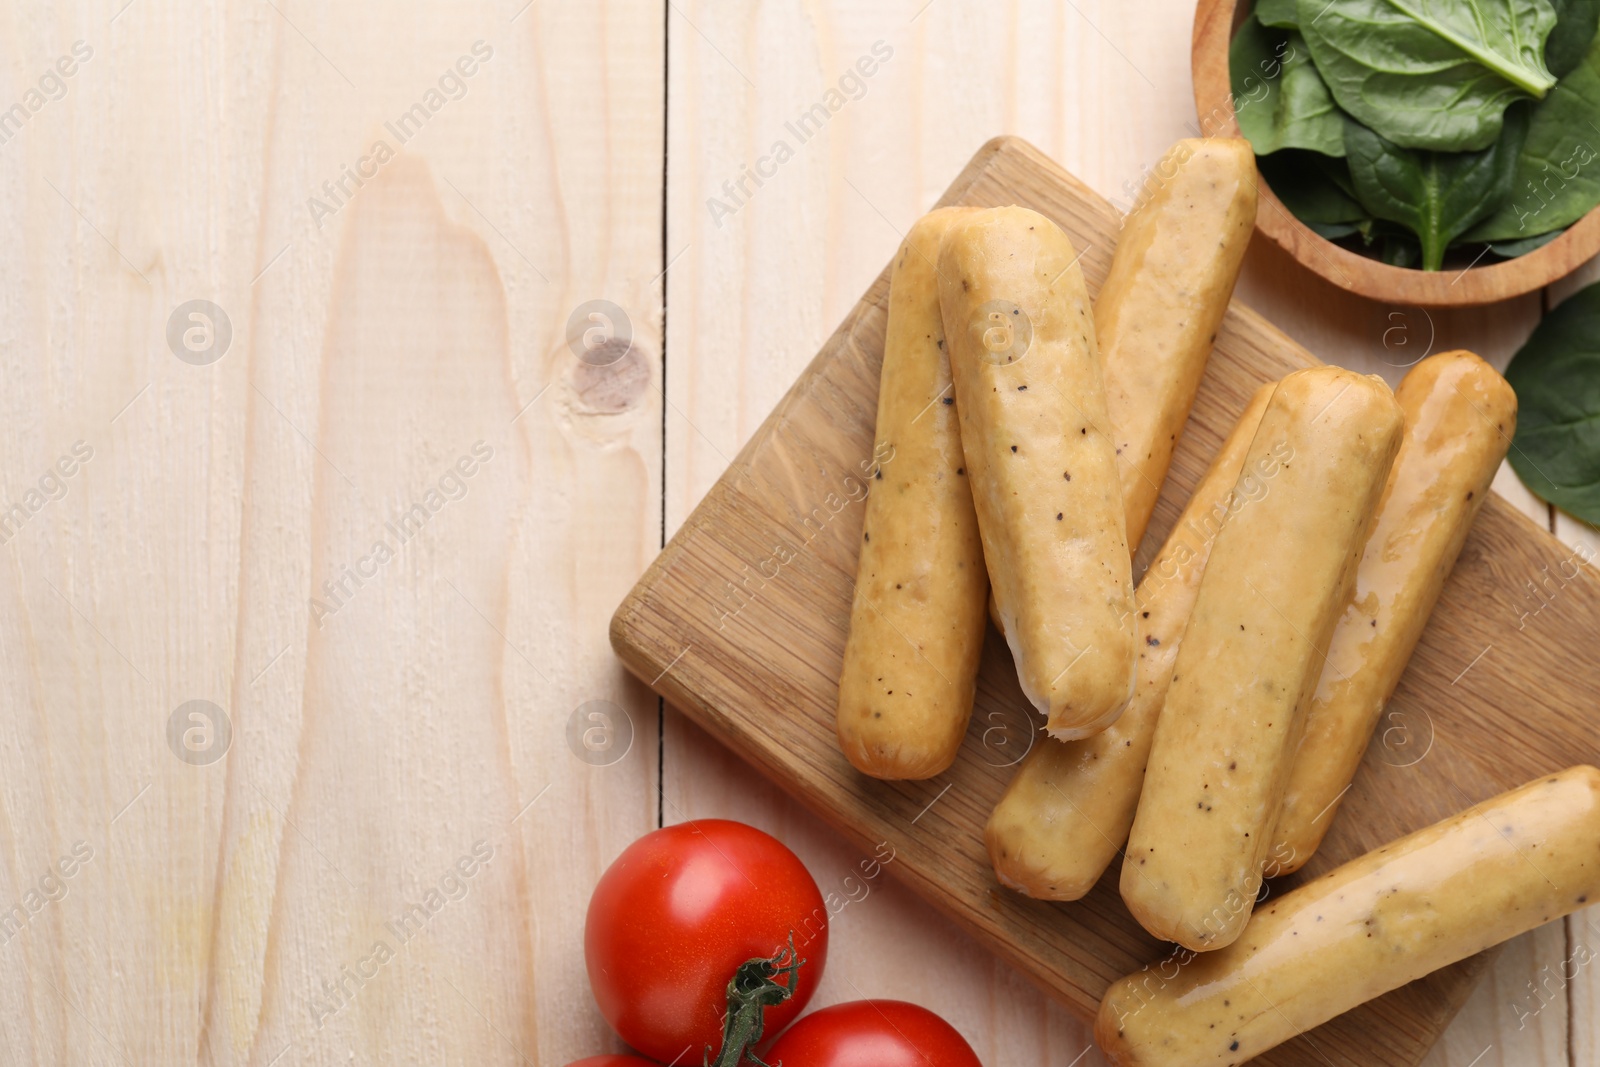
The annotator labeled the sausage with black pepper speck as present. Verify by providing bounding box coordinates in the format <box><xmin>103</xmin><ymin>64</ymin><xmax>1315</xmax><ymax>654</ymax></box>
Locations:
<box><xmin>837</xmin><ymin>207</ymin><xmax>987</xmax><ymax>780</ymax></box>
<box><xmin>939</xmin><ymin>206</ymin><xmax>1137</xmax><ymax>740</ymax></box>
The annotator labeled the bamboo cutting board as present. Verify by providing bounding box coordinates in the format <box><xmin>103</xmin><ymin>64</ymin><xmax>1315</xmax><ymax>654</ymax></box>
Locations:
<box><xmin>611</xmin><ymin>135</ymin><xmax>1600</xmax><ymax>1065</ymax></box>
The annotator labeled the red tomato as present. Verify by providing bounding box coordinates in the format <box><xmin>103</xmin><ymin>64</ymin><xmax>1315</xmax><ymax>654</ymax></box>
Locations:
<box><xmin>585</xmin><ymin>820</ymin><xmax>828</xmax><ymax>1064</ymax></box>
<box><xmin>563</xmin><ymin>1058</ymin><xmax>660</xmax><ymax>1067</ymax></box>
<box><xmin>765</xmin><ymin>1001</ymin><xmax>983</xmax><ymax>1067</ymax></box>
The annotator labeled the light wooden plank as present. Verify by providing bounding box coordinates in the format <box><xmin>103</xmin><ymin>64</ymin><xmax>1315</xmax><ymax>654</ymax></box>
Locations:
<box><xmin>0</xmin><ymin>2</ymin><xmax>664</xmax><ymax>1065</ymax></box>
<box><xmin>1568</xmin><ymin>903</ymin><xmax>1600</xmax><ymax>1066</ymax></box>
<box><xmin>665</xmin><ymin>0</ymin><xmax>1223</xmax><ymax>533</ymax></box>
<box><xmin>663</xmin><ymin>3</ymin><xmax>1214</xmax><ymax>1060</ymax></box>
<box><xmin>1423</xmin><ymin>926</ymin><xmax>1570</xmax><ymax>1067</ymax></box>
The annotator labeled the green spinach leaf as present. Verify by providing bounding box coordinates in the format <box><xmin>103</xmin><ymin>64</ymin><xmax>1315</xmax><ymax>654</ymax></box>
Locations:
<box><xmin>1257</xmin><ymin>0</ymin><xmax>1300</xmax><ymax>28</ymax></box>
<box><xmin>1488</xmin><ymin>225</ymin><xmax>1568</xmax><ymax>253</ymax></box>
<box><xmin>1298</xmin><ymin>0</ymin><xmax>1558</xmax><ymax>151</ymax></box>
<box><xmin>1343</xmin><ymin>217</ymin><xmax>1425</xmax><ymax>263</ymax></box>
<box><xmin>1504</xmin><ymin>281</ymin><xmax>1600</xmax><ymax>522</ymax></box>
<box><xmin>1258</xmin><ymin>150</ymin><xmax>1369</xmax><ymax>220</ymax></box>
<box><xmin>1546</xmin><ymin>0</ymin><xmax>1600</xmax><ymax>75</ymax></box>
<box><xmin>1232</xmin><ymin>17</ymin><xmax>1347</xmax><ymax>155</ymax></box>
<box><xmin>1344</xmin><ymin>108</ymin><xmax>1528</xmax><ymax>269</ymax></box>
<box><xmin>1463</xmin><ymin>25</ymin><xmax>1600</xmax><ymax>239</ymax></box>
<box><xmin>1379</xmin><ymin>232</ymin><xmax>1422</xmax><ymax>265</ymax></box>
<box><xmin>1309</xmin><ymin>220</ymin><xmax>1364</xmax><ymax>237</ymax></box>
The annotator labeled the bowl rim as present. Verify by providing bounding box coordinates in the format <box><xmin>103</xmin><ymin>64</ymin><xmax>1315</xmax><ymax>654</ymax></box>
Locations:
<box><xmin>1191</xmin><ymin>0</ymin><xmax>1600</xmax><ymax>306</ymax></box>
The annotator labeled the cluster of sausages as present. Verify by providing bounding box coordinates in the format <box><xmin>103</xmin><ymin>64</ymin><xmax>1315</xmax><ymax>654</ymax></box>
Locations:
<box><xmin>835</xmin><ymin>139</ymin><xmax>1600</xmax><ymax>1065</ymax></box>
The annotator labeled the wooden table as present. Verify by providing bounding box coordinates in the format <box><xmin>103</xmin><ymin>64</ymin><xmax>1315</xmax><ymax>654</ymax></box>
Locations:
<box><xmin>0</xmin><ymin>2</ymin><xmax>1591</xmax><ymax>1064</ymax></box>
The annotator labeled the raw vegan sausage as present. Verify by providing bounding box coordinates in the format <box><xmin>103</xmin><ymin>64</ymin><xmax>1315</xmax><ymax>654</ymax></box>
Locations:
<box><xmin>837</xmin><ymin>207</ymin><xmax>987</xmax><ymax>780</ymax></box>
<box><xmin>1121</xmin><ymin>366</ymin><xmax>1403</xmax><ymax>951</ymax></box>
<box><xmin>938</xmin><ymin>206</ymin><xmax>1137</xmax><ymax>740</ymax></box>
<box><xmin>1098</xmin><ymin>766</ymin><xmax>1600</xmax><ymax>1066</ymax></box>
<box><xmin>1273</xmin><ymin>350</ymin><xmax>1516</xmax><ymax>870</ymax></box>
<box><xmin>985</xmin><ymin>383</ymin><xmax>1275</xmax><ymax>900</ymax></box>
<box><xmin>987</xmin><ymin>138</ymin><xmax>1256</xmax><ymax>637</ymax></box>
<box><xmin>1100</xmin><ymin>137</ymin><xmax>1257</xmax><ymax>551</ymax></box>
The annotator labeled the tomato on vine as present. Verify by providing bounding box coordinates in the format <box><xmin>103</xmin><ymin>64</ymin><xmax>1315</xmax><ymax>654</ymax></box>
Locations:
<box><xmin>765</xmin><ymin>1000</ymin><xmax>983</xmax><ymax>1067</ymax></box>
<box><xmin>584</xmin><ymin>819</ymin><xmax>829</xmax><ymax>1065</ymax></box>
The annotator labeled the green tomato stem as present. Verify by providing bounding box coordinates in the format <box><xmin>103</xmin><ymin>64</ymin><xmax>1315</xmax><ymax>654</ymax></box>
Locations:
<box><xmin>705</xmin><ymin>932</ymin><xmax>804</xmax><ymax>1067</ymax></box>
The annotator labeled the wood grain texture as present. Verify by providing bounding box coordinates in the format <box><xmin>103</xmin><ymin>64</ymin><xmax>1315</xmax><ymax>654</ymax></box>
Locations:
<box><xmin>1190</xmin><ymin>0</ymin><xmax>1600</xmax><ymax>307</ymax></box>
<box><xmin>614</xmin><ymin>134</ymin><xmax>1600</xmax><ymax>1065</ymax></box>
<box><xmin>0</xmin><ymin>3</ymin><xmax>664</xmax><ymax>1065</ymax></box>
<box><xmin>0</xmin><ymin>0</ymin><xmax>1587</xmax><ymax>1064</ymax></box>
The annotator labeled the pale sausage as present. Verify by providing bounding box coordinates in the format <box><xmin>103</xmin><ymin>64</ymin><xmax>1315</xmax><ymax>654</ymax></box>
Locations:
<box><xmin>987</xmin><ymin>138</ymin><xmax>1257</xmax><ymax>636</ymax></box>
<box><xmin>1273</xmin><ymin>350</ymin><xmax>1516</xmax><ymax>869</ymax></box>
<box><xmin>938</xmin><ymin>206</ymin><xmax>1137</xmax><ymax>740</ymax></box>
<box><xmin>1101</xmin><ymin>137</ymin><xmax>1258</xmax><ymax>552</ymax></box>
<box><xmin>1099</xmin><ymin>766</ymin><xmax>1600</xmax><ymax>1066</ymax></box>
<box><xmin>986</xmin><ymin>383</ymin><xmax>1274</xmax><ymax>899</ymax></box>
<box><xmin>838</xmin><ymin>207</ymin><xmax>987</xmax><ymax>780</ymax></box>
<box><xmin>1121</xmin><ymin>366</ymin><xmax>1402</xmax><ymax>951</ymax></box>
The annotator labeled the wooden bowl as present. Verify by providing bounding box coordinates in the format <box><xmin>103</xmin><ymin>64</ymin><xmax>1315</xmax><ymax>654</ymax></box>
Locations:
<box><xmin>1192</xmin><ymin>0</ymin><xmax>1600</xmax><ymax>306</ymax></box>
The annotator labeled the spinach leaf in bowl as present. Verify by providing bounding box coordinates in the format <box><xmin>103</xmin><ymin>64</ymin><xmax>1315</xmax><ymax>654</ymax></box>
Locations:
<box><xmin>1489</xmin><ymin>226</ymin><xmax>1568</xmax><ymax>255</ymax></box>
<box><xmin>1336</xmin><ymin>216</ymin><xmax>1423</xmax><ymax>264</ymax></box>
<box><xmin>1505</xmin><ymin>281</ymin><xmax>1600</xmax><ymax>522</ymax></box>
<box><xmin>1309</xmin><ymin>220</ymin><xmax>1364</xmax><ymax>238</ymax></box>
<box><xmin>1546</xmin><ymin>0</ymin><xmax>1600</xmax><ymax>75</ymax></box>
<box><xmin>1344</xmin><ymin>108</ymin><xmax>1528</xmax><ymax>269</ymax></box>
<box><xmin>1232</xmin><ymin>16</ymin><xmax>1345</xmax><ymax>156</ymax></box>
<box><xmin>1464</xmin><ymin>25</ymin><xmax>1600</xmax><ymax>240</ymax></box>
<box><xmin>1297</xmin><ymin>0</ymin><xmax>1557</xmax><ymax>151</ymax></box>
<box><xmin>1257</xmin><ymin>0</ymin><xmax>1300</xmax><ymax>27</ymax></box>
<box><xmin>1257</xmin><ymin>150</ymin><xmax>1368</xmax><ymax>221</ymax></box>
<box><xmin>1378</xmin><ymin>231</ymin><xmax>1422</xmax><ymax>266</ymax></box>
